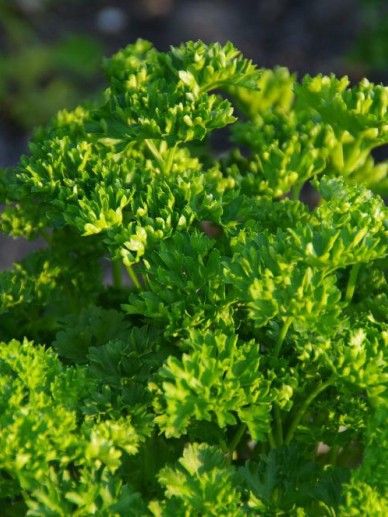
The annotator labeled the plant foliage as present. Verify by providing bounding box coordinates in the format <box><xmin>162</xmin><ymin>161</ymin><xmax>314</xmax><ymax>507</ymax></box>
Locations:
<box><xmin>0</xmin><ymin>39</ymin><xmax>387</xmax><ymax>515</ymax></box>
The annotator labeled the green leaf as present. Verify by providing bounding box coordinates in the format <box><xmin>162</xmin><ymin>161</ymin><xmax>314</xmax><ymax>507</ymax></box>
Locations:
<box><xmin>156</xmin><ymin>443</ymin><xmax>245</xmax><ymax>516</ymax></box>
<box><xmin>152</xmin><ymin>330</ymin><xmax>271</xmax><ymax>440</ymax></box>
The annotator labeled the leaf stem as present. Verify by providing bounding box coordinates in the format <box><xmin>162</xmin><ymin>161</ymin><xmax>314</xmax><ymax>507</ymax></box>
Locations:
<box><xmin>145</xmin><ymin>139</ymin><xmax>176</xmax><ymax>174</ymax></box>
<box><xmin>345</xmin><ymin>263</ymin><xmax>361</xmax><ymax>303</ymax></box>
<box><xmin>274</xmin><ymin>318</ymin><xmax>292</xmax><ymax>357</ymax></box>
<box><xmin>145</xmin><ymin>139</ymin><xmax>164</xmax><ymax>165</ymax></box>
<box><xmin>285</xmin><ymin>377</ymin><xmax>333</xmax><ymax>445</ymax></box>
<box><xmin>229</xmin><ymin>423</ymin><xmax>247</xmax><ymax>453</ymax></box>
<box><xmin>274</xmin><ymin>405</ymin><xmax>283</xmax><ymax>447</ymax></box>
<box><xmin>291</xmin><ymin>182</ymin><xmax>302</xmax><ymax>201</ymax></box>
<box><xmin>328</xmin><ymin>444</ymin><xmax>340</xmax><ymax>465</ymax></box>
<box><xmin>125</xmin><ymin>264</ymin><xmax>141</xmax><ymax>289</ymax></box>
<box><xmin>112</xmin><ymin>258</ymin><xmax>122</xmax><ymax>289</ymax></box>
<box><xmin>268</xmin><ymin>428</ymin><xmax>276</xmax><ymax>450</ymax></box>
<box><xmin>164</xmin><ymin>146</ymin><xmax>176</xmax><ymax>175</ymax></box>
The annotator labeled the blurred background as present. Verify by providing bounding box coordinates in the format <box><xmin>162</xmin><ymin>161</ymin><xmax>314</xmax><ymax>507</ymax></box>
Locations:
<box><xmin>0</xmin><ymin>0</ymin><xmax>387</xmax><ymax>267</ymax></box>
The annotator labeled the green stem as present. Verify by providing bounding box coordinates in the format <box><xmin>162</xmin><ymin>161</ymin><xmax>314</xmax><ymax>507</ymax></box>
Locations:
<box><xmin>274</xmin><ymin>318</ymin><xmax>292</xmax><ymax>357</ymax></box>
<box><xmin>345</xmin><ymin>263</ymin><xmax>361</xmax><ymax>303</ymax></box>
<box><xmin>219</xmin><ymin>439</ymin><xmax>229</xmax><ymax>454</ymax></box>
<box><xmin>291</xmin><ymin>182</ymin><xmax>302</xmax><ymax>201</ymax></box>
<box><xmin>229</xmin><ymin>423</ymin><xmax>247</xmax><ymax>453</ymax></box>
<box><xmin>145</xmin><ymin>139</ymin><xmax>164</xmax><ymax>166</ymax></box>
<box><xmin>143</xmin><ymin>440</ymin><xmax>153</xmax><ymax>480</ymax></box>
<box><xmin>145</xmin><ymin>139</ymin><xmax>176</xmax><ymax>174</ymax></box>
<box><xmin>164</xmin><ymin>146</ymin><xmax>176</xmax><ymax>175</ymax></box>
<box><xmin>125</xmin><ymin>264</ymin><xmax>141</xmax><ymax>289</ymax></box>
<box><xmin>199</xmin><ymin>79</ymin><xmax>229</xmax><ymax>95</ymax></box>
<box><xmin>285</xmin><ymin>377</ymin><xmax>333</xmax><ymax>445</ymax></box>
<box><xmin>328</xmin><ymin>444</ymin><xmax>340</xmax><ymax>466</ymax></box>
<box><xmin>268</xmin><ymin>428</ymin><xmax>277</xmax><ymax>450</ymax></box>
<box><xmin>112</xmin><ymin>258</ymin><xmax>122</xmax><ymax>289</ymax></box>
<box><xmin>274</xmin><ymin>405</ymin><xmax>283</xmax><ymax>447</ymax></box>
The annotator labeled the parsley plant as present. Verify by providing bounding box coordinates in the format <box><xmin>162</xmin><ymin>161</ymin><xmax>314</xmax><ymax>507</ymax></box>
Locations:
<box><xmin>0</xmin><ymin>40</ymin><xmax>387</xmax><ymax>516</ymax></box>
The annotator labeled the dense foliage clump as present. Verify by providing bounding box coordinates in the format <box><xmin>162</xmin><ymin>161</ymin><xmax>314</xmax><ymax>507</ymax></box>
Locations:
<box><xmin>0</xmin><ymin>40</ymin><xmax>387</xmax><ymax>515</ymax></box>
